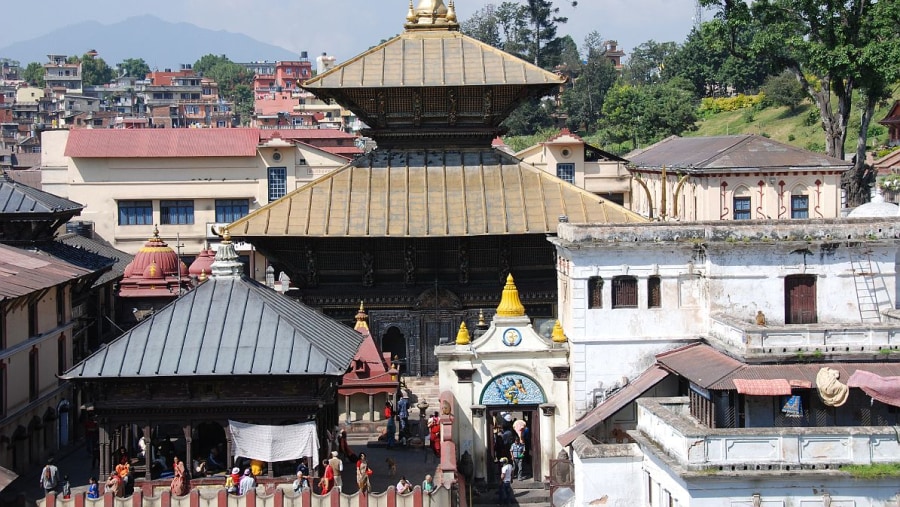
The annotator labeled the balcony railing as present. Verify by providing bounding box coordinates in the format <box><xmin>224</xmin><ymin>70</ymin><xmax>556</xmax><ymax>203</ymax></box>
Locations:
<box><xmin>709</xmin><ymin>312</ymin><xmax>900</xmax><ymax>358</ymax></box>
<box><xmin>635</xmin><ymin>397</ymin><xmax>900</xmax><ymax>470</ymax></box>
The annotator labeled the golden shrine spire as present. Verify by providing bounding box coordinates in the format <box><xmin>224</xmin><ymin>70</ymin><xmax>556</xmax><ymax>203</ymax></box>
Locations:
<box><xmin>405</xmin><ymin>0</ymin><xmax>460</xmax><ymax>31</ymax></box>
<box><xmin>496</xmin><ymin>274</ymin><xmax>525</xmax><ymax>317</ymax></box>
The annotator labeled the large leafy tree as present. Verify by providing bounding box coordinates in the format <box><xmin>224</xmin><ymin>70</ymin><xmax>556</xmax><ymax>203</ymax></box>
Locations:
<box><xmin>193</xmin><ymin>54</ymin><xmax>254</xmax><ymax>124</ymax></box>
<box><xmin>561</xmin><ymin>33</ymin><xmax>618</xmax><ymax>132</ymax></box>
<box><xmin>523</xmin><ymin>0</ymin><xmax>577</xmax><ymax>67</ymax></box>
<box><xmin>22</xmin><ymin>62</ymin><xmax>45</xmax><ymax>87</ymax></box>
<box><xmin>600</xmin><ymin>79</ymin><xmax>698</xmax><ymax>149</ymax></box>
<box><xmin>624</xmin><ymin>40</ymin><xmax>678</xmax><ymax>86</ymax></box>
<box><xmin>69</xmin><ymin>54</ymin><xmax>114</xmax><ymax>86</ymax></box>
<box><xmin>701</xmin><ymin>0</ymin><xmax>900</xmax><ymax>205</ymax></box>
<box><xmin>119</xmin><ymin>58</ymin><xmax>151</xmax><ymax>79</ymax></box>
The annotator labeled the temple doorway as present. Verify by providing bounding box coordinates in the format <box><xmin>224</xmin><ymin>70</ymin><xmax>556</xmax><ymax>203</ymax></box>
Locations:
<box><xmin>486</xmin><ymin>408</ymin><xmax>540</xmax><ymax>484</ymax></box>
<box><xmin>382</xmin><ymin>327</ymin><xmax>407</xmax><ymax>374</ymax></box>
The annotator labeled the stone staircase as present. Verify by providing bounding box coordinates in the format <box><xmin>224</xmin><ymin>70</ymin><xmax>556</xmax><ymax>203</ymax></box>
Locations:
<box><xmin>343</xmin><ymin>375</ymin><xmax>442</xmax><ymax>444</ymax></box>
<box><xmin>469</xmin><ymin>481</ymin><xmax>551</xmax><ymax>506</ymax></box>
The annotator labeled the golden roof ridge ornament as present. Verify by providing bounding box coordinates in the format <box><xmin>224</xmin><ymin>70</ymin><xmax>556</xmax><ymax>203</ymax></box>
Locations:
<box><xmin>455</xmin><ymin>322</ymin><xmax>471</xmax><ymax>345</ymax></box>
<box><xmin>404</xmin><ymin>0</ymin><xmax>459</xmax><ymax>31</ymax></box>
<box><xmin>496</xmin><ymin>274</ymin><xmax>525</xmax><ymax>317</ymax></box>
<box><xmin>354</xmin><ymin>301</ymin><xmax>370</xmax><ymax>331</ymax></box>
<box><xmin>552</xmin><ymin>320</ymin><xmax>567</xmax><ymax>343</ymax></box>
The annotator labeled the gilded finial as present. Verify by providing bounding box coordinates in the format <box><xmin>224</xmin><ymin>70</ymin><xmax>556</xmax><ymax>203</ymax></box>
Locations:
<box><xmin>198</xmin><ymin>269</ymin><xmax>207</xmax><ymax>283</ymax></box>
<box><xmin>150</xmin><ymin>224</ymin><xmax>160</xmax><ymax>242</ymax></box>
<box><xmin>455</xmin><ymin>322</ymin><xmax>471</xmax><ymax>345</ymax></box>
<box><xmin>478</xmin><ymin>309</ymin><xmax>486</xmax><ymax>327</ymax></box>
<box><xmin>552</xmin><ymin>320</ymin><xmax>567</xmax><ymax>343</ymax></box>
<box><xmin>355</xmin><ymin>301</ymin><xmax>370</xmax><ymax>331</ymax></box>
<box><xmin>221</xmin><ymin>227</ymin><xmax>231</xmax><ymax>244</ymax></box>
<box><xmin>496</xmin><ymin>274</ymin><xmax>525</xmax><ymax>317</ymax></box>
<box><xmin>406</xmin><ymin>0</ymin><xmax>417</xmax><ymax>22</ymax></box>
<box><xmin>447</xmin><ymin>0</ymin><xmax>456</xmax><ymax>22</ymax></box>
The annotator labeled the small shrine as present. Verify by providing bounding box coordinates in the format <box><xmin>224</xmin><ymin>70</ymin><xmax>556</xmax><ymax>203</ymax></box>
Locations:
<box><xmin>338</xmin><ymin>303</ymin><xmax>400</xmax><ymax>429</ymax></box>
<box><xmin>118</xmin><ymin>226</ymin><xmax>191</xmax><ymax>317</ymax></box>
<box><xmin>435</xmin><ymin>274</ymin><xmax>570</xmax><ymax>483</ymax></box>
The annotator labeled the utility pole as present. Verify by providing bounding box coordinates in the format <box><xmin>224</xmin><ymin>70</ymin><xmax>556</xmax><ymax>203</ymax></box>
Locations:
<box><xmin>174</xmin><ymin>232</ymin><xmax>186</xmax><ymax>296</ymax></box>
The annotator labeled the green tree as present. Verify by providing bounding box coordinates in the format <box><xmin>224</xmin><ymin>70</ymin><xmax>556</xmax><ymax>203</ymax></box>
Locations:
<box><xmin>193</xmin><ymin>54</ymin><xmax>255</xmax><ymax>124</ymax></box>
<box><xmin>600</xmin><ymin>80</ymin><xmax>697</xmax><ymax>149</ymax></box>
<box><xmin>624</xmin><ymin>40</ymin><xmax>678</xmax><ymax>86</ymax></box>
<box><xmin>22</xmin><ymin>62</ymin><xmax>45</xmax><ymax>87</ymax></box>
<box><xmin>119</xmin><ymin>58</ymin><xmax>151</xmax><ymax>79</ymax></box>
<box><xmin>70</xmin><ymin>54</ymin><xmax>114</xmax><ymax>86</ymax></box>
<box><xmin>503</xmin><ymin>97</ymin><xmax>557</xmax><ymax>136</ymax></box>
<box><xmin>561</xmin><ymin>34</ymin><xmax>618</xmax><ymax>132</ymax></box>
<box><xmin>760</xmin><ymin>70</ymin><xmax>805</xmax><ymax>111</ymax></box>
<box><xmin>700</xmin><ymin>0</ymin><xmax>900</xmax><ymax>203</ymax></box>
<box><xmin>462</xmin><ymin>2</ymin><xmax>530</xmax><ymax>60</ymax></box>
<box><xmin>461</xmin><ymin>4</ymin><xmax>503</xmax><ymax>48</ymax></box>
<box><xmin>524</xmin><ymin>0</ymin><xmax>577</xmax><ymax>67</ymax></box>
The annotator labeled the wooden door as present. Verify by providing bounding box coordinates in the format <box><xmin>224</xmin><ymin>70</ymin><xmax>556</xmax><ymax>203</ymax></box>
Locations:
<box><xmin>785</xmin><ymin>275</ymin><xmax>817</xmax><ymax>324</ymax></box>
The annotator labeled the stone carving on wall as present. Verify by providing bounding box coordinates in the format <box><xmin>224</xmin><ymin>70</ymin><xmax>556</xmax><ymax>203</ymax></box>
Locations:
<box><xmin>361</xmin><ymin>249</ymin><xmax>375</xmax><ymax>287</ymax></box>
<box><xmin>414</xmin><ymin>287</ymin><xmax>463</xmax><ymax>310</ymax></box>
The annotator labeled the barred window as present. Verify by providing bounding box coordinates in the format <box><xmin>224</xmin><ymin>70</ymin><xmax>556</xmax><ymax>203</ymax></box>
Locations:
<box><xmin>268</xmin><ymin>167</ymin><xmax>287</xmax><ymax>201</ymax></box>
<box><xmin>612</xmin><ymin>276</ymin><xmax>638</xmax><ymax>308</ymax></box>
<box><xmin>588</xmin><ymin>276</ymin><xmax>603</xmax><ymax>309</ymax></box>
<box><xmin>118</xmin><ymin>200</ymin><xmax>152</xmax><ymax>225</ymax></box>
<box><xmin>215</xmin><ymin>199</ymin><xmax>250</xmax><ymax>223</ymax></box>
<box><xmin>648</xmin><ymin>276</ymin><xmax>661</xmax><ymax>308</ymax></box>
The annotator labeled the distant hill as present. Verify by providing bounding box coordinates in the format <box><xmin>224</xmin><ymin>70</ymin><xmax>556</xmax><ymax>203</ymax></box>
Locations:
<box><xmin>0</xmin><ymin>15</ymin><xmax>300</xmax><ymax>70</ymax></box>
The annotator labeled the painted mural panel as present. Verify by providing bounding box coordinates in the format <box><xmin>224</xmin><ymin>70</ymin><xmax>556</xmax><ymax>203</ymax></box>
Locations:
<box><xmin>480</xmin><ymin>373</ymin><xmax>546</xmax><ymax>405</ymax></box>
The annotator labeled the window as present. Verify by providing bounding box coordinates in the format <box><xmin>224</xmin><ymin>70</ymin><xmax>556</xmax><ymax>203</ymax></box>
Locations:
<box><xmin>612</xmin><ymin>276</ymin><xmax>638</xmax><ymax>308</ymax></box>
<box><xmin>733</xmin><ymin>196</ymin><xmax>751</xmax><ymax>220</ymax></box>
<box><xmin>588</xmin><ymin>277</ymin><xmax>603</xmax><ymax>309</ymax></box>
<box><xmin>57</xmin><ymin>335</ymin><xmax>66</xmax><ymax>377</ymax></box>
<box><xmin>29</xmin><ymin>348</ymin><xmax>38</xmax><ymax>401</ymax></box>
<box><xmin>791</xmin><ymin>194</ymin><xmax>809</xmax><ymax>219</ymax></box>
<box><xmin>28</xmin><ymin>301</ymin><xmax>38</xmax><ymax>337</ymax></box>
<box><xmin>556</xmin><ymin>163</ymin><xmax>575</xmax><ymax>184</ymax></box>
<box><xmin>118</xmin><ymin>200</ymin><xmax>153</xmax><ymax>225</ymax></box>
<box><xmin>215</xmin><ymin>199</ymin><xmax>250</xmax><ymax>222</ymax></box>
<box><xmin>268</xmin><ymin>167</ymin><xmax>287</xmax><ymax>201</ymax></box>
<box><xmin>160</xmin><ymin>200</ymin><xmax>194</xmax><ymax>225</ymax></box>
<box><xmin>648</xmin><ymin>276</ymin><xmax>661</xmax><ymax>308</ymax></box>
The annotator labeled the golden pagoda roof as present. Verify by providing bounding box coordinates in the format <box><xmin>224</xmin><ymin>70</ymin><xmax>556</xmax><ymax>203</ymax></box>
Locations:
<box><xmin>302</xmin><ymin>26</ymin><xmax>565</xmax><ymax>90</ymax></box>
<box><xmin>227</xmin><ymin>149</ymin><xmax>646</xmax><ymax>238</ymax></box>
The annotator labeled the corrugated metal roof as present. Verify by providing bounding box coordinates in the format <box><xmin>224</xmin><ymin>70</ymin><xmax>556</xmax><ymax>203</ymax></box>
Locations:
<box><xmin>656</xmin><ymin>343</ymin><xmax>744</xmax><ymax>389</ymax></box>
<box><xmin>64</xmin><ymin>129</ymin><xmax>261</xmax><ymax>158</ymax></box>
<box><xmin>733</xmin><ymin>378</ymin><xmax>793</xmax><ymax>396</ymax></box>
<box><xmin>557</xmin><ymin>365</ymin><xmax>670</xmax><ymax>447</ymax></box>
<box><xmin>303</xmin><ymin>30</ymin><xmax>565</xmax><ymax>90</ymax></box>
<box><xmin>228</xmin><ymin>149</ymin><xmax>646</xmax><ymax>238</ymax></box>
<box><xmin>0</xmin><ymin>243</ymin><xmax>94</xmax><ymax>300</ymax></box>
<box><xmin>710</xmin><ymin>362</ymin><xmax>900</xmax><ymax>390</ymax></box>
<box><xmin>0</xmin><ymin>178</ymin><xmax>83</xmax><ymax>214</ymax></box>
<box><xmin>61</xmin><ymin>276</ymin><xmax>363</xmax><ymax>379</ymax></box>
<box><xmin>628</xmin><ymin>135</ymin><xmax>851</xmax><ymax>172</ymax></box>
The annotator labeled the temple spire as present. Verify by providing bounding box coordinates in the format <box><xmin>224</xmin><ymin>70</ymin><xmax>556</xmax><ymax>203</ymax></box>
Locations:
<box><xmin>496</xmin><ymin>274</ymin><xmax>525</xmax><ymax>317</ymax></box>
<box><xmin>404</xmin><ymin>0</ymin><xmax>459</xmax><ymax>31</ymax></box>
<box><xmin>210</xmin><ymin>228</ymin><xmax>243</xmax><ymax>279</ymax></box>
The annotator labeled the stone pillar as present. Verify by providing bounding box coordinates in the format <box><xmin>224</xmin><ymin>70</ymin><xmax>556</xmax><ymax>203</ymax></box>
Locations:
<box><xmin>98</xmin><ymin>424</ymin><xmax>111</xmax><ymax>478</ymax></box>
<box><xmin>142</xmin><ymin>425</ymin><xmax>152</xmax><ymax>481</ymax></box>
<box><xmin>344</xmin><ymin>395</ymin><xmax>351</xmax><ymax>424</ymax></box>
<box><xmin>368</xmin><ymin>394</ymin><xmax>374</xmax><ymax>422</ymax></box>
<box><xmin>182</xmin><ymin>423</ymin><xmax>192</xmax><ymax>474</ymax></box>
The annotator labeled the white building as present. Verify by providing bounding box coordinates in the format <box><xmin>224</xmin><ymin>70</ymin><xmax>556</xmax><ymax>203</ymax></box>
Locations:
<box><xmin>551</xmin><ymin>218</ymin><xmax>900</xmax><ymax>506</ymax></box>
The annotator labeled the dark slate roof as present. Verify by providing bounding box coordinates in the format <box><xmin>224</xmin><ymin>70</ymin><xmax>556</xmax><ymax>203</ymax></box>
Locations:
<box><xmin>0</xmin><ymin>177</ymin><xmax>83</xmax><ymax>215</ymax></box>
<box><xmin>62</xmin><ymin>276</ymin><xmax>363</xmax><ymax>379</ymax></box>
<box><xmin>627</xmin><ymin>135</ymin><xmax>851</xmax><ymax>173</ymax></box>
<box><xmin>0</xmin><ymin>243</ymin><xmax>95</xmax><ymax>300</ymax></box>
<box><xmin>34</xmin><ymin>238</ymin><xmax>122</xmax><ymax>288</ymax></box>
<box><xmin>57</xmin><ymin>233</ymin><xmax>133</xmax><ymax>287</ymax></box>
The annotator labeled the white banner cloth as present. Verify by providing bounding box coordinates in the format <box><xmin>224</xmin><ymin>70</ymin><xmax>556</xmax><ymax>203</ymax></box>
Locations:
<box><xmin>228</xmin><ymin>420</ymin><xmax>319</xmax><ymax>462</ymax></box>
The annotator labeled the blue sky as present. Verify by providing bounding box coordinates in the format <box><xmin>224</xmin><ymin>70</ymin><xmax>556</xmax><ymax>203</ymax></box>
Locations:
<box><xmin>0</xmin><ymin>0</ymin><xmax>706</xmax><ymax>63</ymax></box>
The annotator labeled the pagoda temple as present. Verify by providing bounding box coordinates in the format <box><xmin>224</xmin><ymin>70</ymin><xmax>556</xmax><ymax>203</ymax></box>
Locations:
<box><xmin>117</xmin><ymin>226</ymin><xmax>192</xmax><ymax>319</ymax></box>
<box><xmin>228</xmin><ymin>0</ymin><xmax>646</xmax><ymax>376</ymax></box>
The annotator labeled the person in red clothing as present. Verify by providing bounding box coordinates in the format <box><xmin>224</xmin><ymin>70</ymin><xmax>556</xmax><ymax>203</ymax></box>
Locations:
<box><xmin>319</xmin><ymin>460</ymin><xmax>334</xmax><ymax>494</ymax></box>
<box><xmin>427</xmin><ymin>412</ymin><xmax>441</xmax><ymax>458</ymax></box>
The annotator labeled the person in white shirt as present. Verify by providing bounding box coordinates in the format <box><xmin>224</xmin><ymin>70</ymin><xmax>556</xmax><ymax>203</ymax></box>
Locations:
<box><xmin>497</xmin><ymin>457</ymin><xmax>514</xmax><ymax>505</ymax></box>
<box><xmin>396</xmin><ymin>476</ymin><xmax>413</xmax><ymax>494</ymax></box>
